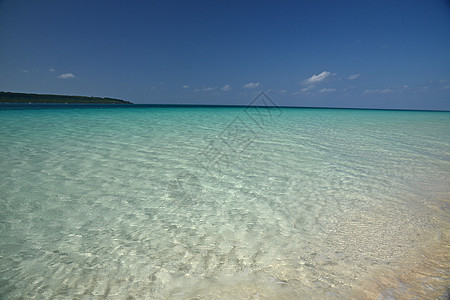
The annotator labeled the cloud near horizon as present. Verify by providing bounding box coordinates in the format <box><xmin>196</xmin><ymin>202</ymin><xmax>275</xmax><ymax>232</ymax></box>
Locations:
<box><xmin>202</xmin><ymin>86</ymin><xmax>216</xmax><ymax>92</ymax></box>
<box><xmin>221</xmin><ymin>84</ymin><xmax>231</xmax><ymax>91</ymax></box>
<box><xmin>57</xmin><ymin>73</ymin><xmax>75</xmax><ymax>79</ymax></box>
<box><xmin>364</xmin><ymin>88</ymin><xmax>394</xmax><ymax>94</ymax></box>
<box><xmin>320</xmin><ymin>88</ymin><xmax>336</xmax><ymax>93</ymax></box>
<box><xmin>304</xmin><ymin>71</ymin><xmax>334</xmax><ymax>85</ymax></box>
<box><xmin>300</xmin><ymin>85</ymin><xmax>315</xmax><ymax>92</ymax></box>
<box><xmin>243</xmin><ymin>82</ymin><xmax>261</xmax><ymax>89</ymax></box>
<box><xmin>347</xmin><ymin>74</ymin><xmax>360</xmax><ymax>80</ymax></box>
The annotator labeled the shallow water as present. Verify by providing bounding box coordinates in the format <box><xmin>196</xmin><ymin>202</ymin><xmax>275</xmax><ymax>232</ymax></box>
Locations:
<box><xmin>0</xmin><ymin>104</ymin><xmax>449</xmax><ymax>299</ymax></box>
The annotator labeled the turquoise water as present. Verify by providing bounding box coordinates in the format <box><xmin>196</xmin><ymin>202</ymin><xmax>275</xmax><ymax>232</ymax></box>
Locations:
<box><xmin>0</xmin><ymin>105</ymin><xmax>449</xmax><ymax>299</ymax></box>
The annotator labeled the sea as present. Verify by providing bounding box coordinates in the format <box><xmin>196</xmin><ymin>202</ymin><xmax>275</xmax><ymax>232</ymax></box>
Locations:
<box><xmin>0</xmin><ymin>102</ymin><xmax>449</xmax><ymax>299</ymax></box>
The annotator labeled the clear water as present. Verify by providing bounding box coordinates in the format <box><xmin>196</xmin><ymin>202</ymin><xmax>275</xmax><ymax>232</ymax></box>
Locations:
<box><xmin>0</xmin><ymin>105</ymin><xmax>449</xmax><ymax>299</ymax></box>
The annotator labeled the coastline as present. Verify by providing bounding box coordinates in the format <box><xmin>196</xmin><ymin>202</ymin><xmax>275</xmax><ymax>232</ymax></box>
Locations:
<box><xmin>0</xmin><ymin>91</ymin><xmax>132</xmax><ymax>104</ymax></box>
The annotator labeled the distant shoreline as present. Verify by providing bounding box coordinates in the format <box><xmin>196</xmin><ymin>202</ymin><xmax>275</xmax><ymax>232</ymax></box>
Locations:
<box><xmin>0</xmin><ymin>91</ymin><xmax>132</xmax><ymax>104</ymax></box>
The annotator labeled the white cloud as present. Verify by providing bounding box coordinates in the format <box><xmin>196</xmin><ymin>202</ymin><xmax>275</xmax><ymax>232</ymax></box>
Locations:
<box><xmin>347</xmin><ymin>74</ymin><xmax>360</xmax><ymax>80</ymax></box>
<box><xmin>364</xmin><ymin>88</ymin><xmax>394</xmax><ymax>94</ymax></box>
<box><xmin>300</xmin><ymin>85</ymin><xmax>315</xmax><ymax>92</ymax></box>
<box><xmin>49</xmin><ymin>67</ymin><xmax>55</xmax><ymax>72</ymax></box>
<box><xmin>221</xmin><ymin>84</ymin><xmax>231</xmax><ymax>91</ymax></box>
<box><xmin>22</xmin><ymin>70</ymin><xmax>29</xmax><ymax>73</ymax></box>
<box><xmin>58</xmin><ymin>73</ymin><xmax>75</xmax><ymax>79</ymax></box>
<box><xmin>319</xmin><ymin>88</ymin><xmax>336</xmax><ymax>93</ymax></box>
<box><xmin>243</xmin><ymin>82</ymin><xmax>261</xmax><ymax>89</ymax></box>
<box><xmin>182</xmin><ymin>85</ymin><xmax>190</xmax><ymax>89</ymax></box>
<box><xmin>202</xmin><ymin>86</ymin><xmax>216</xmax><ymax>92</ymax></box>
<box><xmin>304</xmin><ymin>71</ymin><xmax>334</xmax><ymax>85</ymax></box>
<box><xmin>443</xmin><ymin>85</ymin><xmax>450</xmax><ymax>90</ymax></box>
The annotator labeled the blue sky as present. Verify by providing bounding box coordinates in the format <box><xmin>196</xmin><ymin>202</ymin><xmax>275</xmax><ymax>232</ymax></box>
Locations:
<box><xmin>0</xmin><ymin>0</ymin><xmax>449</xmax><ymax>109</ymax></box>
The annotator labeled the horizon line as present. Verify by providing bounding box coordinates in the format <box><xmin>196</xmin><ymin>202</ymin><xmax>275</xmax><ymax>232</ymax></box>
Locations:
<box><xmin>1</xmin><ymin>102</ymin><xmax>449</xmax><ymax>112</ymax></box>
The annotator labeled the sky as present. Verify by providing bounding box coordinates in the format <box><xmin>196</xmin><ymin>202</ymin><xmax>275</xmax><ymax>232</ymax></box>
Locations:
<box><xmin>0</xmin><ymin>0</ymin><xmax>449</xmax><ymax>109</ymax></box>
